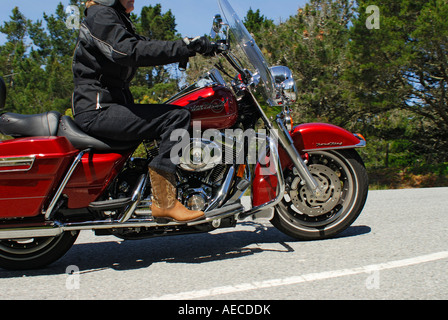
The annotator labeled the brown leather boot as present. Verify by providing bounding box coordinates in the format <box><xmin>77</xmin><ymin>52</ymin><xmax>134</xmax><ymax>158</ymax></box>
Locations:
<box><xmin>149</xmin><ymin>168</ymin><xmax>205</xmax><ymax>222</ymax></box>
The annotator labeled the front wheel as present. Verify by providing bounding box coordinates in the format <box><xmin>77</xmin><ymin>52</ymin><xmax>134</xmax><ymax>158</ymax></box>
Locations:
<box><xmin>271</xmin><ymin>149</ymin><xmax>368</xmax><ymax>240</ymax></box>
<box><xmin>0</xmin><ymin>231</ymin><xmax>79</xmax><ymax>270</ymax></box>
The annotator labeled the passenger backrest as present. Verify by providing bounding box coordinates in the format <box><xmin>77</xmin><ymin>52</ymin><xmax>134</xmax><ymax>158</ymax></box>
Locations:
<box><xmin>0</xmin><ymin>112</ymin><xmax>61</xmax><ymax>137</ymax></box>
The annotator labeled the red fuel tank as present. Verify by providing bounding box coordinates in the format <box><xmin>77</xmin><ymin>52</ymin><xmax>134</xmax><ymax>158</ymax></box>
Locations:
<box><xmin>169</xmin><ymin>85</ymin><xmax>238</xmax><ymax>130</ymax></box>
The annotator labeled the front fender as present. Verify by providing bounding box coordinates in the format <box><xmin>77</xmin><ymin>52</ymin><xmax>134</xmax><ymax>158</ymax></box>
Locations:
<box><xmin>281</xmin><ymin>123</ymin><xmax>365</xmax><ymax>167</ymax></box>
<box><xmin>252</xmin><ymin>123</ymin><xmax>366</xmax><ymax>207</ymax></box>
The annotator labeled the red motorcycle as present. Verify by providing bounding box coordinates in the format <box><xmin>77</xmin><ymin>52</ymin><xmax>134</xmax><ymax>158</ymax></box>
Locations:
<box><xmin>0</xmin><ymin>0</ymin><xmax>368</xmax><ymax>270</ymax></box>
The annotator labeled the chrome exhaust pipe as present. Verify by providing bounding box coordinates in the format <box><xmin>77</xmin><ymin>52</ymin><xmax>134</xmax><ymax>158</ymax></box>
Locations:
<box><xmin>0</xmin><ymin>203</ymin><xmax>247</xmax><ymax>240</ymax></box>
<box><xmin>204</xmin><ymin>165</ymin><xmax>235</xmax><ymax>213</ymax></box>
<box><xmin>0</xmin><ymin>222</ymin><xmax>63</xmax><ymax>240</ymax></box>
<box><xmin>0</xmin><ymin>218</ymin><xmax>182</xmax><ymax>240</ymax></box>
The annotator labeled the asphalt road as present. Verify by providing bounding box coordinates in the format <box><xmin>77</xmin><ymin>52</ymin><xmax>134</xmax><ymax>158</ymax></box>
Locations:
<box><xmin>0</xmin><ymin>187</ymin><xmax>447</xmax><ymax>301</ymax></box>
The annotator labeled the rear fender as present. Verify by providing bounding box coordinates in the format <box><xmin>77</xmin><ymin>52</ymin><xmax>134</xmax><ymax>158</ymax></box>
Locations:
<box><xmin>252</xmin><ymin>123</ymin><xmax>366</xmax><ymax>207</ymax></box>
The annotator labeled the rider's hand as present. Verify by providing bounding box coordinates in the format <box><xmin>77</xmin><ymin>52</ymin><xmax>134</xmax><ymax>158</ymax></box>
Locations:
<box><xmin>183</xmin><ymin>36</ymin><xmax>218</xmax><ymax>57</ymax></box>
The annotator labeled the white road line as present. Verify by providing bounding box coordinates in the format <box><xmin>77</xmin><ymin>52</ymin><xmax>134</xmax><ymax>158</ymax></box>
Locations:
<box><xmin>143</xmin><ymin>251</ymin><xmax>448</xmax><ymax>300</ymax></box>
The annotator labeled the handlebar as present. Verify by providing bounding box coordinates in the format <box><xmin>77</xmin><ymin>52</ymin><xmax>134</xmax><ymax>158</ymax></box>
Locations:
<box><xmin>178</xmin><ymin>57</ymin><xmax>189</xmax><ymax>71</ymax></box>
<box><xmin>178</xmin><ymin>41</ymin><xmax>228</xmax><ymax>71</ymax></box>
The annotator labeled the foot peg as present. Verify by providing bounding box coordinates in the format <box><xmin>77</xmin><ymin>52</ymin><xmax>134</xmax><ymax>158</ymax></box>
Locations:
<box><xmin>152</xmin><ymin>203</ymin><xmax>245</xmax><ymax>226</ymax></box>
<box><xmin>188</xmin><ymin>203</ymin><xmax>245</xmax><ymax>226</ymax></box>
<box><xmin>154</xmin><ymin>214</ymin><xmax>205</xmax><ymax>224</ymax></box>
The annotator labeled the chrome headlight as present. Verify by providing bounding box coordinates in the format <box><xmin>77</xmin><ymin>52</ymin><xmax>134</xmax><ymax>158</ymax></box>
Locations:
<box><xmin>270</xmin><ymin>66</ymin><xmax>298</xmax><ymax>105</ymax></box>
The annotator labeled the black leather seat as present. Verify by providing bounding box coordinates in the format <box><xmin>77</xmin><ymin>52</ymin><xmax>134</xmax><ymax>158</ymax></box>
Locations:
<box><xmin>0</xmin><ymin>111</ymin><xmax>61</xmax><ymax>137</ymax></box>
<box><xmin>57</xmin><ymin>116</ymin><xmax>139</xmax><ymax>152</ymax></box>
<box><xmin>0</xmin><ymin>111</ymin><xmax>138</xmax><ymax>152</ymax></box>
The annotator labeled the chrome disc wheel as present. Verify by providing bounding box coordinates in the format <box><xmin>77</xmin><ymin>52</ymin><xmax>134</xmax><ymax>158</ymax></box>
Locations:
<box><xmin>272</xmin><ymin>149</ymin><xmax>368</xmax><ymax>240</ymax></box>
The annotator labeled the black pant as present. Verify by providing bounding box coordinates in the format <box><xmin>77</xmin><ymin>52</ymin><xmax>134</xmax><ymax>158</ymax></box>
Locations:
<box><xmin>75</xmin><ymin>103</ymin><xmax>190</xmax><ymax>174</ymax></box>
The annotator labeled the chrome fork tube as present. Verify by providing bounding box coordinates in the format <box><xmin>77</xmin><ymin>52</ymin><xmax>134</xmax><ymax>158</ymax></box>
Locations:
<box><xmin>247</xmin><ymin>88</ymin><xmax>321</xmax><ymax>196</ymax></box>
<box><xmin>273</xmin><ymin>118</ymin><xmax>321</xmax><ymax>195</ymax></box>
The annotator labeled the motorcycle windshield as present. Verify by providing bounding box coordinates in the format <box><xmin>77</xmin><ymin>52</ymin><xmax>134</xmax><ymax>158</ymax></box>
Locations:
<box><xmin>218</xmin><ymin>0</ymin><xmax>277</xmax><ymax>106</ymax></box>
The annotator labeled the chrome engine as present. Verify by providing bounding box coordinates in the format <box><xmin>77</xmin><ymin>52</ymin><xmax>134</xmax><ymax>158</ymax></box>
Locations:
<box><xmin>175</xmin><ymin>136</ymin><xmax>236</xmax><ymax>211</ymax></box>
<box><xmin>177</xmin><ymin>162</ymin><xmax>228</xmax><ymax>211</ymax></box>
<box><xmin>178</xmin><ymin>138</ymin><xmax>223</xmax><ymax>172</ymax></box>
<box><xmin>111</xmin><ymin>136</ymin><xmax>238</xmax><ymax>216</ymax></box>
<box><xmin>143</xmin><ymin>138</ymin><xmax>231</xmax><ymax>212</ymax></box>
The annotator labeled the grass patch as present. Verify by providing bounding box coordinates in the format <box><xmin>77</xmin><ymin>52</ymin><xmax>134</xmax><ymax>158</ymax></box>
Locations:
<box><xmin>368</xmin><ymin>163</ymin><xmax>448</xmax><ymax>190</ymax></box>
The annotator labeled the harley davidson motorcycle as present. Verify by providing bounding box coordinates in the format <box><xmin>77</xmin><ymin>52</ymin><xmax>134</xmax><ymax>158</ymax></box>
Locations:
<box><xmin>0</xmin><ymin>0</ymin><xmax>368</xmax><ymax>270</ymax></box>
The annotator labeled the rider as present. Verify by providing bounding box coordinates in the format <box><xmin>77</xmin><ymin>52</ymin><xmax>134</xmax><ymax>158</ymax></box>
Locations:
<box><xmin>72</xmin><ymin>0</ymin><xmax>216</xmax><ymax>222</ymax></box>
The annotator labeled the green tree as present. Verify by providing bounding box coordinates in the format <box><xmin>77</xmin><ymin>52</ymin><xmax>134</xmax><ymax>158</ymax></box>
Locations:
<box><xmin>0</xmin><ymin>7</ymin><xmax>46</xmax><ymax>114</ymax></box>
<box><xmin>0</xmin><ymin>1</ymin><xmax>81</xmax><ymax>114</ymax></box>
<box><xmin>244</xmin><ymin>8</ymin><xmax>274</xmax><ymax>35</ymax></box>
<box><xmin>261</xmin><ymin>0</ymin><xmax>356</xmax><ymax>127</ymax></box>
<box><xmin>136</xmin><ymin>4</ymin><xmax>178</xmax><ymax>41</ymax></box>
<box><xmin>348</xmin><ymin>0</ymin><xmax>448</xmax><ymax>164</ymax></box>
<box><xmin>132</xmin><ymin>4</ymin><xmax>182</xmax><ymax>101</ymax></box>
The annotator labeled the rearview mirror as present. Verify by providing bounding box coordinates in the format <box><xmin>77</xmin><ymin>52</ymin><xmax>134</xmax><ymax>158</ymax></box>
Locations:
<box><xmin>212</xmin><ymin>14</ymin><xmax>223</xmax><ymax>34</ymax></box>
<box><xmin>270</xmin><ymin>66</ymin><xmax>298</xmax><ymax>104</ymax></box>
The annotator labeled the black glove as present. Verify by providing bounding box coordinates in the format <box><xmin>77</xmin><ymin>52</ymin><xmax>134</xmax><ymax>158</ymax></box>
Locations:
<box><xmin>183</xmin><ymin>36</ymin><xmax>217</xmax><ymax>56</ymax></box>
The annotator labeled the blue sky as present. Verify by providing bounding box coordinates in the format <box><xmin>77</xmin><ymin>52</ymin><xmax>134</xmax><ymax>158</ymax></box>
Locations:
<box><xmin>0</xmin><ymin>0</ymin><xmax>308</xmax><ymax>43</ymax></box>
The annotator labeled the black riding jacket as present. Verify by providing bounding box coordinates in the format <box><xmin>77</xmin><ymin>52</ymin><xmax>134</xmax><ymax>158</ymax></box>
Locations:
<box><xmin>72</xmin><ymin>3</ymin><xmax>194</xmax><ymax>117</ymax></box>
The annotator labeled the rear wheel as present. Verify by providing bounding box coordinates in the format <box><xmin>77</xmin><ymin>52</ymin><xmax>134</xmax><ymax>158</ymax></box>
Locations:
<box><xmin>0</xmin><ymin>231</ymin><xmax>79</xmax><ymax>270</ymax></box>
<box><xmin>271</xmin><ymin>149</ymin><xmax>368</xmax><ymax>240</ymax></box>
